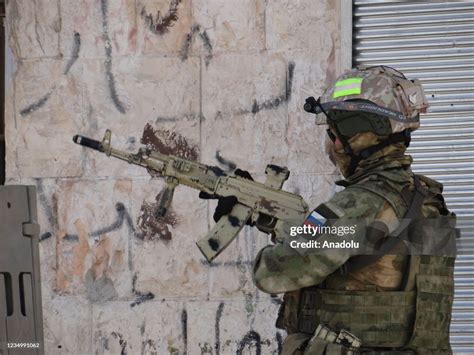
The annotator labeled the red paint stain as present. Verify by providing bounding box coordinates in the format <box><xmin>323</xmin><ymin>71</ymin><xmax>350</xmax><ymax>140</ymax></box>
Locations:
<box><xmin>136</xmin><ymin>191</ymin><xmax>178</xmax><ymax>241</ymax></box>
<box><xmin>141</xmin><ymin>123</ymin><xmax>199</xmax><ymax>177</ymax></box>
<box><xmin>137</xmin><ymin>123</ymin><xmax>197</xmax><ymax>240</ymax></box>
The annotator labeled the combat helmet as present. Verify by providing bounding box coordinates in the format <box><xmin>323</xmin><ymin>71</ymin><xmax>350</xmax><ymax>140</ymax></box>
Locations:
<box><xmin>304</xmin><ymin>65</ymin><xmax>429</xmax><ymax>175</ymax></box>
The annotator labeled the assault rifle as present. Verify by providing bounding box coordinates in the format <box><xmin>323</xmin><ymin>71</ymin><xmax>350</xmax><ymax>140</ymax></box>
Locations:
<box><xmin>73</xmin><ymin>130</ymin><xmax>309</xmax><ymax>262</ymax></box>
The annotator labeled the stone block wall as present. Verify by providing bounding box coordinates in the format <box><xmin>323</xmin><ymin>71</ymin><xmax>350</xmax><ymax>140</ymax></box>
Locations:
<box><xmin>4</xmin><ymin>0</ymin><xmax>348</xmax><ymax>353</ymax></box>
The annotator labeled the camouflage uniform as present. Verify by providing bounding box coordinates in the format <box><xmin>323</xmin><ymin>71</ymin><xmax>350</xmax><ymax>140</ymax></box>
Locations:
<box><xmin>252</xmin><ymin>66</ymin><xmax>457</xmax><ymax>354</ymax></box>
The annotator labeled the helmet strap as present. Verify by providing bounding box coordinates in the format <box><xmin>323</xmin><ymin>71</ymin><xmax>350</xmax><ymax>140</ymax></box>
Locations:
<box><xmin>333</xmin><ymin>124</ymin><xmax>354</xmax><ymax>156</ymax></box>
<box><xmin>345</xmin><ymin>130</ymin><xmax>411</xmax><ymax>176</ymax></box>
<box><xmin>314</xmin><ymin>96</ymin><xmax>329</xmax><ymax>117</ymax></box>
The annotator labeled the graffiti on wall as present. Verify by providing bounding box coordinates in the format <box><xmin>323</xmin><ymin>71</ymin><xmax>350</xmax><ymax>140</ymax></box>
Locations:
<box><xmin>94</xmin><ymin>302</ymin><xmax>285</xmax><ymax>354</ymax></box>
<box><xmin>20</xmin><ymin>32</ymin><xmax>81</xmax><ymax>117</ymax></box>
<box><xmin>141</xmin><ymin>0</ymin><xmax>182</xmax><ymax>36</ymax></box>
<box><xmin>14</xmin><ymin>1</ymin><xmax>302</xmax><ymax>352</ymax></box>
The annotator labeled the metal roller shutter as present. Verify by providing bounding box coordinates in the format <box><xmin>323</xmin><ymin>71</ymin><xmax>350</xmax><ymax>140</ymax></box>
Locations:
<box><xmin>353</xmin><ymin>1</ymin><xmax>474</xmax><ymax>353</ymax></box>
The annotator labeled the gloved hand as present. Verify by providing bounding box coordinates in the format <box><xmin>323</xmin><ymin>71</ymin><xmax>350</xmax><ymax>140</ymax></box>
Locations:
<box><xmin>199</xmin><ymin>169</ymin><xmax>253</xmax><ymax>222</ymax></box>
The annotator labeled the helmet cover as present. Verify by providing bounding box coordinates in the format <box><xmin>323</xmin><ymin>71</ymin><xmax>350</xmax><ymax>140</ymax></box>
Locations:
<box><xmin>312</xmin><ymin>65</ymin><xmax>429</xmax><ymax>134</ymax></box>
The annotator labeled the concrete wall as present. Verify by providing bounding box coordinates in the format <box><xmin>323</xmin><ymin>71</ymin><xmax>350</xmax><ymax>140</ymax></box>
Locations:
<box><xmin>4</xmin><ymin>0</ymin><xmax>348</xmax><ymax>353</ymax></box>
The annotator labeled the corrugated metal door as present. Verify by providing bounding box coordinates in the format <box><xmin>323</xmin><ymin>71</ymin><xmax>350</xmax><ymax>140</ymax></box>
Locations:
<box><xmin>353</xmin><ymin>1</ymin><xmax>474</xmax><ymax>353</ymax></box>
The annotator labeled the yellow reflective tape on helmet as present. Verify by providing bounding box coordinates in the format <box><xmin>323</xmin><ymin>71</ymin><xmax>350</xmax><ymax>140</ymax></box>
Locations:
<box><xmin>335</xmin><ymin>78</ymin><xmax>363</xmax><ymax>87</ymax></box>
<box><xmin>333</xmin><ymin>77</ymin><xmax>363</xmax><ymax>98</ymax></box>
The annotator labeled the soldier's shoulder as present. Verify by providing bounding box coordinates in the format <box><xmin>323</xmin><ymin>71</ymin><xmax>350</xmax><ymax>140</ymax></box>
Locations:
<box><xmin>349</xmin><ymin>171</ymin><xmax>411</xmax><ymax>218</ymax></box>
<box><xmin>319</xmin><ymin>184</ymin><xmax>388</xmax><ymax>220</ymax></box>
<box><xmin>417</xmin><ymin>174</ymin><xmax>443</xmax><ymax>194</ymax></box>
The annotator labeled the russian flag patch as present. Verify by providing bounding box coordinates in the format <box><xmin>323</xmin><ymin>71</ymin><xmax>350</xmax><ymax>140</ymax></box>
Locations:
<box><xmin>304</xmin><ymin>211</ymin><xmax>327</xmax><ymax>227</ymax></box>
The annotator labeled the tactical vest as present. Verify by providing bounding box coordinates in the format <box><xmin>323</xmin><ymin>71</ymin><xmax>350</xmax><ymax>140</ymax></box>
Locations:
<box><xmin>276</xmin><ymin>173</ymin><xmax>458</xmax><ymax>354</ymax></box>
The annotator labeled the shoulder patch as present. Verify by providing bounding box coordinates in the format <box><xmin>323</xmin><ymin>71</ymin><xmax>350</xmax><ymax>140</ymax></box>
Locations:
<box><xmin>304</xmin><ymin>210</ymin><xmax>327</xmax><ymax>227</ymax></box>
<box><xmin>302</xmin><ymin>202</ymin><xmax>345</xmax><ymax>227</ymax></box>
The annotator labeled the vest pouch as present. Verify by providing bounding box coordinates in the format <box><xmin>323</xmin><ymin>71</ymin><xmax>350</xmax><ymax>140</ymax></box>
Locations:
<box><xmin>304</xmin><ymin>337</ymin><xmax>354</xmax><ymax>355</ymax></box>
<box><xmin>406</xmin><ymin>273</ymin><xmax>454</xmax><ymax>353</ymax></box>
<box><xmin>280</xmin><ymin>331</ymin><xmax>351</xmax><ymax>355</ymax></box>
<box><xmin>281</xmin><ymin>333</ymin><xmax>311</xmax><ymax>355</ymax></box>
<box><xmin>277</xmin><ymin>290</ymin><xmax>303</xmax><ymax>334</ymax></box>
<box><xmin>314</xmin><ymin>289</ymin><xmax>416</xmax><ymax>348</ymax></box>
<box><xmin>305</xmin><ymin>336</ymin><xmax>330</xmax><ymax>355</ymax></box>
<box><xmin>310</xmin><ymin>342</ymin><xmax>352</xmax><ymax>355</ymax></box>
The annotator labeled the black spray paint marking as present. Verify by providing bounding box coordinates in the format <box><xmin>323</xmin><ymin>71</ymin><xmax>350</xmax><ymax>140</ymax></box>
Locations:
<box><xmin>286</xmin><ymin>61</ymin><xmax>295</xmax><ymax>101</ymax></box>
<box><xmin>64</xmin><ymin>32</ymin><xmax>81</xmax><ymax>74</ymax></box>
<box><xmin>215</xmin><ymin>151</ymin><xmax>237</xmax><ymax>171</ymax></box>
<box><xmin>240</xmin><ymin>61</ymin><xmax>295</xmax><ymax>115</ymax></box>
<box><xmin>20</xmin><ymin>91</ymin><xmax>53</xmax><ymax>116</ymax></box>
<box><xmin>141</xmin><ymin>0</ymin><xmax>181</xmax><ymax>35</ymax></box>
<box><xmin>180</xmin><ymin>24</ymin><xmax>213</xmax><ymax>66</ymax></box>
<box><xmin>270</xmin><ymin>296</ymin><xmax>283</xmax><ymax>306</ymax></box>
<box><xmin>155</xmin><ymin>116</ymin><xmax>178</xmax><ymax>122</ymax></box>
<box><xmin>141</xmin><ymin>339</ymin><xmax>157</xmax><ymax>355</ymax></box>
<box><xmin>35</xmin><ymin>179</ymin><xmax>57</xmax><ymax>240</ymax></box>
<box><xmin>39</xmin><ymin>232</ymin><xmax>52</xmax><ymax>241</ymax></box>
<box><xmin>180</xmin><ymin>27</ymin><xmax>194</xmax><ymax>60</ymax></box>
<box><xmin>20</xmin><ymin>32</ymin><xmax>84</xmax><ymax>117</ymax></box>
<box><xmin>36</xmin><ymin>179</ymin><xmax>55</xmax><ymax>237</ymax></box>
<box><xmin>276</xmin><ymin>332</ymin><xmax>283</xmax><ymax>355</ymax></box>
<box><xmin>131</xmin><ymin>273</ymin><xmax>155</xmax><ymax>307</ymax></box>
<box><xmin>89</xmin><ymin>202</ymin><xmax>140</xmax><ymax>238</ymax></box>
<box><xmin>199</xmin><ymin>28</ymin><xmax>213</xmax><ymax>66</ymax></box>
<box><xmin>59</xmin><ymin>202</ymin><xmax>144</xmax><ymax>242</ymax></box>
<box><xmin>237</xmin><ymin>331</ymin><xmax>262</xmax><ymax>355</ymax></box>
<box><xmin>101</xmin><ymin>0</ymin><xmax>127</xmax><ymax>114</ymax></box>
<box><xmin>181</xmin><ymin>308</ymin><xmax>188</xmax><ymax>353</ymax></box>
<box><xmin>91</xmin><ymin>202</ymin><xmax>126</xmax><ymax>235</ymax></box>
<box><xmin>215</xmin><ymin>302</ymin><xmax>224</xmax><ymax>355</ymax></box>
<box><xmin>33</xmin><ymin>1</ymin><xmax>45</xmax><ymax>54</ymax></box>
<box><xmin>200</xmin><ymin>260</ymin><xmax>253</xmax><ymax>268</ymax></box>
<box><xmin>97</xmin><ymin>331</ymin><xmax>109</xmax><ymax>351</ymax></box>
<box><xmin>111</xmin><ymin>332</ymin><xmax>127</xmax><ymax>355</ymax></box>
<box><xmin>130</xmin><ymin>292</ymin><xmax>155</xmax><ymax>307</ymax></box>
<box><xmin>199</xmin><ymin>343</ymin><xmax>214</xmax><ymax>353</ymax></box>
<box><xmin>63</xmin><ymin>234</ymin><xmax>79</xmax><ymax>242</ymax></box>
<box><xmin>199</xmin><ymin>30</ymin><xmax>212</xmax><ymax>53</ymax></box>
<box><xmin>154</xmin><ymin>113</ymin><xmax>199</xmax><ymax>124</ymax></box>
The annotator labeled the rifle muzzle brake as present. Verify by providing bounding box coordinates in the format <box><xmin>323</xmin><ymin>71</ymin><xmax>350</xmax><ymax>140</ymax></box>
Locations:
<box><xmin>73</xmin><ymin>135</ymin><xmax>103</xmax><ymax>151</ymax></box>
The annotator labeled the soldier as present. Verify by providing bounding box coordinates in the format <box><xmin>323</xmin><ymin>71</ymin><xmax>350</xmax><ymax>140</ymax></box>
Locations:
<box><xmin>203</xmin><ymin>66</ymin><xmax>458</xmax><ymax>354</ymax></box>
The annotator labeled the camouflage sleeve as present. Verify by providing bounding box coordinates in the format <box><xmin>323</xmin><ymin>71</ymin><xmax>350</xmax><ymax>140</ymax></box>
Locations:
<box><xmin>252</xmin><ymin>187</ymin><xmax>390</xmax><ymax>294</ymax></box>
